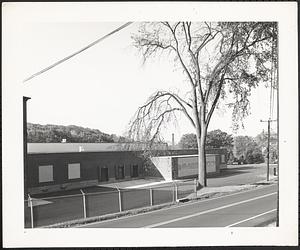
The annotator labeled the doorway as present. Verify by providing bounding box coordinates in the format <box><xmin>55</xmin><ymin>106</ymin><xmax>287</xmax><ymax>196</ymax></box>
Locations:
<box><xmin>99</xmin><ymin>167</ymin><xmax>109</xmax><ymax>182</ymax></box>
<box><xmin>132</xmin><ymin>165</ymin><xmax>138</xmax><ymax>178</ymax></box>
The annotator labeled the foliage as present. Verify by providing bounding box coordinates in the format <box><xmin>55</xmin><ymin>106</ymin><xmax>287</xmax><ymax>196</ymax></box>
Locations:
<box><xmin>130</xmin><ymin>22</ymin><xmax>277</xmax><ymax>137</ymax></box>
<box><xmin>179</xmin><ymin>129</ymin><xmax>233</xmax><ymax>149</ymax></box>
<box><xmin>255</xmin><ymin>130</ymin><xmax>278</xmax><ymax>163</ymax></box>
<box><xmin>27</xmin><ymin>123</ymin><xmax>122</xmax><ymax>143</ymax></box>
<box><xmin>206</xmin><ymin>129</ymin><xmax>234</xmax><ymax>149</ymax></box>
<box><xmin>234</xmin><ymin>135</ymin><xmax>264</xmax><ymax>164</ymax></box>
<box><xmin>178</xmin><ymin>133</ymin><xmax>198</xmax><ymax>149</ymax></box>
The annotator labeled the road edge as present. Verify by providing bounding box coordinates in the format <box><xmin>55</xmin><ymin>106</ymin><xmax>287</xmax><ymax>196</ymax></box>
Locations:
<box><xmin>42</xmin><ymin>180</ymin><xmax>278</xmax><ymax>228</ymax></box>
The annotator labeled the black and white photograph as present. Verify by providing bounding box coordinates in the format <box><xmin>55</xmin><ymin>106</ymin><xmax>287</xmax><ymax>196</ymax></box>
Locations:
<box><xmin>2</xmin><ymin>2</ymin><xmax>298</xmax><ymax>247</ymax></box>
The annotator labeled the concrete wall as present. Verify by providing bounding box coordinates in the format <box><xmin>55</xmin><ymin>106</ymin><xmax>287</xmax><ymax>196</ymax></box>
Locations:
<box><xmin>151</xmin><ymin>154</ymin><xmax>221</xmax><ymax>180</ymax></box>
<box><xmin>149</xmin><ymin>156</ymin><xmax>172</xmax><ymax>181</ymax></box>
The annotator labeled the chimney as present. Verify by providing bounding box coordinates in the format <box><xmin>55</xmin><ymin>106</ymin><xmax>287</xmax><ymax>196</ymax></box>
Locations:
<box><xmin>172</xmin><ymin>133</ymin><xmax>175</xmax><ymax>148</ymax></box>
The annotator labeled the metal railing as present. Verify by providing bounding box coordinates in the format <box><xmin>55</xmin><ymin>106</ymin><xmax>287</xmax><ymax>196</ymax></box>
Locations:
<box><xmin>24</xmin><ymin>179</ymin><xmax>197</xmax><ymax>228</ymax></box>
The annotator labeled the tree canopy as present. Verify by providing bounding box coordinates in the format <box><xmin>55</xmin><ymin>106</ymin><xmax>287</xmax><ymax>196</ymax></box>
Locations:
<box><xmin>130</xmin><ymin>22</ymin><xmax>277</xmax><ymax>141</ymax></box>
<box><xmin>129</xmin><ymin>22</ymin><xmax>277</xmax><ymax>186</ymax></box>
<box><xmin>178</xmin><ymin>133</ymin><xmax>198</xmax><ymax>149</ymax></box>
<box><xmin>206</xmin><ymin>129</ymin><xmax>234</xmax><ymax>149</ymax></box>
<box><xmin>233</xmin><ymin>135</ymin><xmax>264</xmax><ymax>164</ymax></box>
<box><xmin>255</xmin><ymin>130</ymin><xmax>278</xmax><ymax>163</ymax></box>
<box><xmin>179</xmin><ymin>130</ymin><xmax>233</xmax><ymax>150</ymax></box>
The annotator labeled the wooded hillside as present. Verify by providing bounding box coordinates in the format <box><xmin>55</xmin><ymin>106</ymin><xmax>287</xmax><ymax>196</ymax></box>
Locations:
<box><xmin>27</xmin><ymin>123</ymin><xmax>125</xmax><ymax>143</ymax></box>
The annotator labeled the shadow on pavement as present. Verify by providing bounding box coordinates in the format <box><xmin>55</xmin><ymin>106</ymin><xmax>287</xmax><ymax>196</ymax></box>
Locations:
<box><xmin>226</xmin><ymin>166</ymin><xmax>258</xmax><ymax>171</ymax></box>
<box><xmin>208</xmin><ymin>169</ymin><xmax>251</xmax><ymax>179</ymax></box>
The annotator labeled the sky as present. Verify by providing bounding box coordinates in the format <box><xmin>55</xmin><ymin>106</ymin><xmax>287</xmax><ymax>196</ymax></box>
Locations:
<box><xmin>20</xmin><ymin>22</ymin><xmax>278</xmax><ymax>144</ymax></box>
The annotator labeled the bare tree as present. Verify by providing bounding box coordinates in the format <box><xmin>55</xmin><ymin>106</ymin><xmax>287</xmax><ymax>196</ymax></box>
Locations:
<box><xmin>128</xmin><ymin>22</ymin><xmax>277</xmax><ymax>188</ymax></box>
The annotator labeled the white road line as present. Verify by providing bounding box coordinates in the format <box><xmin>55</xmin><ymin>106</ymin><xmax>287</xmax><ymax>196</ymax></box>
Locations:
<box><xmin>76</xmin><ymin>184</ymin><xmax>276</xmax><ymax>228</ymax></box>
<box><xmin>225</xmin><ymin>209</ymin><xmax>277</xmax><ymax>227</ymax></box>
<box><xmin>143</xmin><ymin>192</ymin><xmax>277</xmax><ymax>228</ymax></box>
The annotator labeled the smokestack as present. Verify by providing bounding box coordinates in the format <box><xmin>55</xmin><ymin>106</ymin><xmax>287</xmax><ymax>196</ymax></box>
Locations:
<box><xmin>172</xmin><ymin>133</ymin><xmax>175</xmax><ymax>148</ymax></box>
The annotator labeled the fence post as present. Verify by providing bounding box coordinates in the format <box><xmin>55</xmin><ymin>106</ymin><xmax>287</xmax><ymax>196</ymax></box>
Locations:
<box><xmin>28</xmin><ymin>194</ymin><xmax>34</xmax><ymax>228</ymax></box>
<box><xmin>149</xmin><ymin>188</ymin><xmax>153</xmax><ymax>206</ymax></box>
<box><xmin>115</xmin><ymin>185</ymin><xmax>122</xmax><ymax>212</ymax></box>
<box><xmin>172</xmin><ymin>182</ymin><xmax>175</xmax><ymax>203</ymax></box>
<box><xmin>174</xmin><ymin>182</ymin><xmax>178</xmax><ymax>202</ymax></box>
<box><xmin>80</xmin><ymin>189</ymin><xmax>87</xmax><ymax>219</ymax></box>
<box><xmin>194</xmin><ymin>179</ymin><xmax>198</xmax><ymax>199</ymax></box>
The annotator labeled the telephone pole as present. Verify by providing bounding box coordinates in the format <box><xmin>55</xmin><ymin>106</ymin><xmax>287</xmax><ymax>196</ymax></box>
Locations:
<box><xmin>260</xmin><ymin>119</ymin><xmax>277</xmax><ymax>181</ymax></box>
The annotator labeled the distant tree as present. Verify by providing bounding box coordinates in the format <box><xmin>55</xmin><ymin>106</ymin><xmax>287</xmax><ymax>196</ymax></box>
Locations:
<box><xmin>206</xmin><ymin>129</ymin><xmax>233</xmax><ymax>149</ymax></box>
<box><xmin>179</xmin><ymin>133</ymin><xmax>198</xmax><ymax>149</ymax></box>
<box><xmin>227</xmin><ymin>150</ymin><xmax>235</xmax><ymax>164</ymax></box>
<box><xmin>234</xmin><ymin>135</ymin><xmax>264</xmax><ymax>164</ymax></box>
<box><xmin>179</xmin><ymin>130</ymin><xmax>233</xmax><ymax>153</ymax></box>
<box><xmin>234</xmin><ymin>136</ymin><xmax>254</xmax><ymax>158</ymax></box>
<box><xmin>255</xmin><ymin>130</ymin><xmax>278</xmax><ymax>163</ymax></box>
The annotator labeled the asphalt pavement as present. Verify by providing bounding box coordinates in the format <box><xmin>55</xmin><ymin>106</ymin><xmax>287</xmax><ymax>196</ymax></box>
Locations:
<box><xmin>207</xmin><ymin>163</ymin><xmax>278</xmax><ymax>187</ymax></box>
<box><xmin>79</xmin><ymin>183</ymin><xmax>277</xmax><ymax>228</ymax></box>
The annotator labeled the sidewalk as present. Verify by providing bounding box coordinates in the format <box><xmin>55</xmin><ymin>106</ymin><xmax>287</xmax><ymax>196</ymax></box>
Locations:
<box><xmin>97</xmin><ymin>178</ymin><xmax>182</xmax><ymax>189</ymax></box>
<box><xmin>188</xmin><ymin>177</ymin><xmax>278</xmax><ymax>200</ymax></box>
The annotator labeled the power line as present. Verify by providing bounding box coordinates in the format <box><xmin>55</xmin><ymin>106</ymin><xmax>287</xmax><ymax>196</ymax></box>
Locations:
<box><xmin>23</xmin><ymin>22</ymin><xmax>133</xmax><ymax>83</ymax></box>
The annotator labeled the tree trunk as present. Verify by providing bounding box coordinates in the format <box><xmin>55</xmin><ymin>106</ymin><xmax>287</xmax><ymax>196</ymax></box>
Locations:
<box><xmin>196</xmin><ymin>125</ymin><xmax>207</xmax><ymax>189</ymax></box>
<box><xmin>197</xmin><ymin>131</ymin><xmax>207</xmax><ymax>188</ymax></box>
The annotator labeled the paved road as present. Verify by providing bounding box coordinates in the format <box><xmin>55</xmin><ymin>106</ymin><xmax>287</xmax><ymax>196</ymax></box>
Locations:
<box><xmin>207</xmin><ymin>163</ymin><xmax>278</xmax><ymax>187</ymax></box>
<box><xmin>79</xmin><ymin>183</ymin><xmax>277</xmax><ymax>228</ymax></box>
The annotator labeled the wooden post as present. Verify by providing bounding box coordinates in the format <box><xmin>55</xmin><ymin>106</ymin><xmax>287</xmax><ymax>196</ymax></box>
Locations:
<box><xmin>23</xmin><ymin>97</ymin><xmax>31</xmax><ymax>198</ymax></box>
<box><xmin>118</xmin><ymin>190</ymin><xmax>122</xmax><ymax>212</ymax></box>
<box><xmin>194</xmin><ymin>179</ymin><xmax>197</xmax><ymax>199</ymax></box>
<box><xmin>260</xmin><ymin>119</ymin><xmax>277</xmax><ymax>182</ymax></box>
<box><xmin>175</xmin><ymin>182</ymin><xmax>178</xmax><ymax>202</ymax></box>
<box><xmin>149</xmin><ymin>188</ymin><xmax>153</xmax><ymax>206</ymax></box>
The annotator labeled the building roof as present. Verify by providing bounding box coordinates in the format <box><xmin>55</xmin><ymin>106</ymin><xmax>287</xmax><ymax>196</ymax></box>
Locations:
<box><xmin>27</xmin><ymin>143</ymin><xmax>168</xmax><ymax>154</ymax></box>
<box><xmin>151</xmin><ymin>154</ymin><xmax>218</xmax><ymax>159</ymax></box>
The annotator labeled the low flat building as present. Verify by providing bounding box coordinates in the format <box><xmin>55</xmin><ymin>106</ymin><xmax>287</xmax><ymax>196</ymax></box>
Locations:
<box><xmin>150</xmin><ymin>154</ymin><xmax>222</xmax><ymax>181</ymax></box>
<box><xmin>26</xmin><ymin>143</ymin><xmax>227</xmax><ymax>194</ymax></box>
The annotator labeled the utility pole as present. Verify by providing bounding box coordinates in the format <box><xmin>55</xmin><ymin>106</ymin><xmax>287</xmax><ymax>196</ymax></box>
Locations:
<box><xmin>23</xmin><ymin>96</ymin><xmax>31</xmax><ymax>198</ymax></box>
<box><xmin>260</xmin><ymin>119</ymin><xmax>277</xmax><ymax>181</ymax></box>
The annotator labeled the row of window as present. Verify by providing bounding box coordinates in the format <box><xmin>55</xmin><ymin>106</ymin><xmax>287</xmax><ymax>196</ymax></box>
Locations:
<box><xmin>38</xmin><ymin>163</ymin><xmax>80</xmax><ymax>183</ymax></box>
<box><xmin>38</xmin><ymin>164</ymin><xmax>139</xmax><ymax>183</ymax></box>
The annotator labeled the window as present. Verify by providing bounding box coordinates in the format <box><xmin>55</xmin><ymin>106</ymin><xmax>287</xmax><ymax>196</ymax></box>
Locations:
<box><xmin>39</xmin><ymin>165</ymin><xmax>53</xmax><ymax>183</ymax></box>
<box><xmin>68</xmin><ymin>163</ymin><xmax>81</xmax><ymax>179</ymax></box>
<box><xmin>115</xmin><ymin>165</ymin><xmax>125</xmax><ymax>179</ymax></box>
